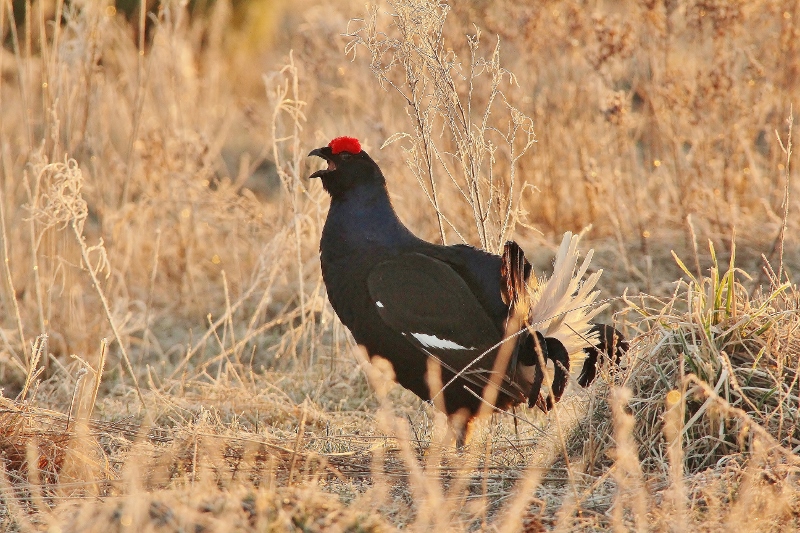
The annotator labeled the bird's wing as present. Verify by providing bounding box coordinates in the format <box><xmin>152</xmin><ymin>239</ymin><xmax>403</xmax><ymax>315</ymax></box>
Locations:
<box><xmin>367</xmin><ymin>252</ymin><xmax>530</xmax><ymax>402</ymax></box>
<box><xmin>438</xmin><ymin>243</ymin><xmax>509</xmax><ymax>323</ymax></box>
<box><xmin>367</xmin><ymin>252</ymin><xmax>502</xmax><ymax>362</ymax></box>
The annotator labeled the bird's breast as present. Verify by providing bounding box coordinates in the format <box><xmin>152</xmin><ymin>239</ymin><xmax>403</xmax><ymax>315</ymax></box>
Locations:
<box><xmin>320</xmin><ymin>254</ymin><xmax>376</xmax><ymax>331</ymax></box>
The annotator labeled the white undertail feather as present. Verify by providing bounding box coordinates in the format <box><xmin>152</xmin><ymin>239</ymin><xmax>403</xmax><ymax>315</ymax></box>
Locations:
<box><xmin>527</xmin><ymin>232</ymin><xmax>608</xmax><ymax>371</ymax></box>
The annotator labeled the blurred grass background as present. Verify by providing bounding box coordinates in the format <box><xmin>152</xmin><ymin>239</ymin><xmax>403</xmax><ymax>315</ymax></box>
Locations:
<box><xmin>0</xmin><ymin>0</ymin><xmax>798</xmax><ymax>530</ymax></box>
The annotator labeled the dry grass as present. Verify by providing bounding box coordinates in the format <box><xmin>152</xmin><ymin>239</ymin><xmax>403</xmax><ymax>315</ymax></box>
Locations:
<box><xmin>0</xmin><ymin>0</ymin><xmax>798</xmax><ymax>530</ymax></box>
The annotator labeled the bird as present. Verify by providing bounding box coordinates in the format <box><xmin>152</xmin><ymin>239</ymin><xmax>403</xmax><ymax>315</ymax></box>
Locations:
<box><xmin>308</xmin><ymin>136</ymin><xmax>626</xmax><ymax>445</ymax></box>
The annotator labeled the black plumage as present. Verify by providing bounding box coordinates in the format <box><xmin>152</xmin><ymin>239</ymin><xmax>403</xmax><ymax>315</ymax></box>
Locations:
<box><xmin>309</xmin><ymin>137</ymin><xmax>626</xmax><ymax>443</ymax></box>
<box><xmin>577</xmin><ymin>324</ymin><xmax>628</xmax><ymax>388</ymax></box>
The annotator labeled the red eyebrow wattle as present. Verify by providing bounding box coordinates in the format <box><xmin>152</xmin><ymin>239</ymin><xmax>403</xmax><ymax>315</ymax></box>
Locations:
<box><xmin>329</xmin><ymin>136</ymin><xmax>361</xmax><ymax>155</ymax></box>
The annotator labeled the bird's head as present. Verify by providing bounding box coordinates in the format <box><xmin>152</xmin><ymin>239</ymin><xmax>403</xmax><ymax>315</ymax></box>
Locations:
<box><xmin>308</xmin><ymin>137</ymin><xmax>384</xmax><ymax>198</ymax></box>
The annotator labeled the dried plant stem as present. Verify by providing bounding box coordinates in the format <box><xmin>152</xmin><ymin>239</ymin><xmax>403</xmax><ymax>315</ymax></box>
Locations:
<box><xmin>496</xmin><ymin>466</ymin><xmax>542</xmax><ymax>533</ymax></box>
<box><xmin>269</xmin><ymin>53</ymin><xmax>310</xmax><ymax>362</ymax></box>
<box><xmin>166</xmin><ymin>268</ymin><xmax>273</xmax><ymax>382</ymax></box>
<box><xmin>775</xmin><ymin>107</ymin><xmax>793</xmax><ymax>284</ymax></box>
<box><xmin>0</xmin><ymin>184</ymin><xmax>29</xmax><ymax>372</ymax></box>
<box><xmin>3</xmin><ymin>0</ymin><xmax>33</xmax><ymax>150</ymax></box>
<box><xmin>140</xmin><ymin>228</ymin><xmax>162</xmax><ymax>364</ymax></box>
<box><xmin>20</xmin><ymin>334</ymin><xmax>45</xmax><ymax>401</ymax></box>
<box><xmin>120</xmin><ymin>0</ymin><xmax>151</xmax><ymax>206</ymax></box>
<box><xmin>477</xmin><ymin>314</ymin><xmax>523</xmax><ymax>419</ymax></box>
<box><xmin>23</xmin><ymin>170</ymin><xmax>47</xmax><ymax>344</ymax></box>
<box><xmin>25</xmin><ymin>440</ymin><xmax>47</xmax><ymax>519</ymax></box>
<box><xmin>221</xmin><ymin>270</ymin><xmax>238</xmax><ymax>365</ymax></box>
<box><xmin>549</xmin><ymin>399</ymin><xmax>580</xmax><ymax>505</ymax></box>
<box><xmin>288</xmin><ymin>401</ymin><xmax>308</xmax><ymax>486</ymax></box>
<box><xmin>350</xmin><ymin>1</ymin><xmax>533</xmax><ymax>251</ymax></box>
<box><xmin>663</xmin><ymin>391</ymin><xmax>687</xmax><ymax>530</ymax></box>
<box><xmin>71</xmin><ymin>221</ymin><xmax>146</xmax><ymax>410</ymax></box>
<box><xmin>66</xmin><ymin>367</ymin><xmax>87</xmax><ymax>430</ymax></box>
<box><xmin>421</xmin><ymin>129</ymin><xmax>448</xmax><ymax>245</ymax></box>
<box><xmin>0</xmin><ymin>464</ymin><xmax>36</xmax><ymax>533</ymax></box>
<box><xmin>88</xmin><ymin>339</ymin><xmax>108</xmax><ymax>420</ymax></box>
<box><xmin>610</xmin><ymin>387</ymin><xmax>648</xmax><ymax>533</ymax></box>
<box><xmin>686</xmin><ymin>213</ymin><xmax>702</xmax><ymax>279</ymax></box>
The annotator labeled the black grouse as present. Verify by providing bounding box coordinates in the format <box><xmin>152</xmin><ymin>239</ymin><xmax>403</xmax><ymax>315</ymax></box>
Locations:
<box><xmin>309</xmin><ymin>136</ymin><xmax>626</xmax><ymax>444</ymax></box>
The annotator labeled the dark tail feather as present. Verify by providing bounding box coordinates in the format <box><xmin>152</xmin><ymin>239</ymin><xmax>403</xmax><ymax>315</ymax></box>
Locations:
<box><xmin>521</xmin><ymin>333</ymin><xmax>571</xmax><ymax>412</ymax></box>
<box><xmin>579</xmin><ymin>346</ymin><xmax>600</xmax><ymax>388</ymax></box>
<box><xmin>577</xmin><ymin>324</ymin><xmax>628</xmax><ymax>388</ymax></box>
<box><xmin>503</xmin><ymin>241</ymin><xmax>626</xmax><ymax>409</ymax></box>
<box><xmin>544</xmin><ymin>337</ymin><xmax>569</xmax><ymax>410</ymax></box>
<box><xmin>500</xmin><ymin>241</ymin><xmax>532</xmax><ymax>307</ymax></box>
<box><xmin>524</xmin><ymin>330</ymin><xmax>547</xmax><ymax>409</ymax></box>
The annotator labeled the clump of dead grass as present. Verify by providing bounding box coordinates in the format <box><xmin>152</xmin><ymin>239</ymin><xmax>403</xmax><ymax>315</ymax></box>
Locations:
<box><xmin>0</xmin><ymin>395</ymin><xmax>112</xmax><ymax>509</ymax></box>
<box><xmin>626</xmin><ymin>244</ymin><xmax>798</xmax><ymax>474</ymax></box>
<box><xmin>567</xmin><ymin>238</ymin><xmax>800</xmax><ymax>527</ymax></box>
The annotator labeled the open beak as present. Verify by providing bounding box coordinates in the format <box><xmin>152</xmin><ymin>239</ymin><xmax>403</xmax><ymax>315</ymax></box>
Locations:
<box><xmin>308</xmin><ymin>148</ymin><xmax>334</xmax><ymax>179</ymax></box>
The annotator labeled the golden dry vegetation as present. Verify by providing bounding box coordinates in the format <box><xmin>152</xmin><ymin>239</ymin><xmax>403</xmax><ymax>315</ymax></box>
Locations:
<box><xmin>0</xmin><ymin>0</ymin><xmax>798</xmax><ymax>531</ymax></box>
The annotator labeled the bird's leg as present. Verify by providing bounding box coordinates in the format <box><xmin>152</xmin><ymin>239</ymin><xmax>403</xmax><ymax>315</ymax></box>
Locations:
<box><xmin>447</xmin><ymin>408</ymin><xmax>474</xmax><ymax>450</ymax></box>
<box><xmin>425</xmin><ymin>358</ymin><xmax>447</xmax><ymax>414</ymax></box>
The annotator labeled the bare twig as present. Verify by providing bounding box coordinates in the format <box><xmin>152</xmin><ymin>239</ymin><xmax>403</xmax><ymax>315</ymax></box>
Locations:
<box><xmin>775</xmin><ymin>107</ymin><xmax>793</xmax><ymax>284</ymax></box>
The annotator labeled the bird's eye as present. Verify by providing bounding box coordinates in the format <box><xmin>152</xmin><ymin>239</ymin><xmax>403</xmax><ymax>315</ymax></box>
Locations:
<box><xmin>340</xmin><ymin>153</ymin><xmax>352</xmax><ymax>161</ymax></box>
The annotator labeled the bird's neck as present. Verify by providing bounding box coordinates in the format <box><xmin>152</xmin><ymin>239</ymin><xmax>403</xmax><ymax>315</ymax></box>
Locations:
<box><xmin>321</xmin><ymin>184</ymin><xmax>418</xmax><ymax>260</ymax></box>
